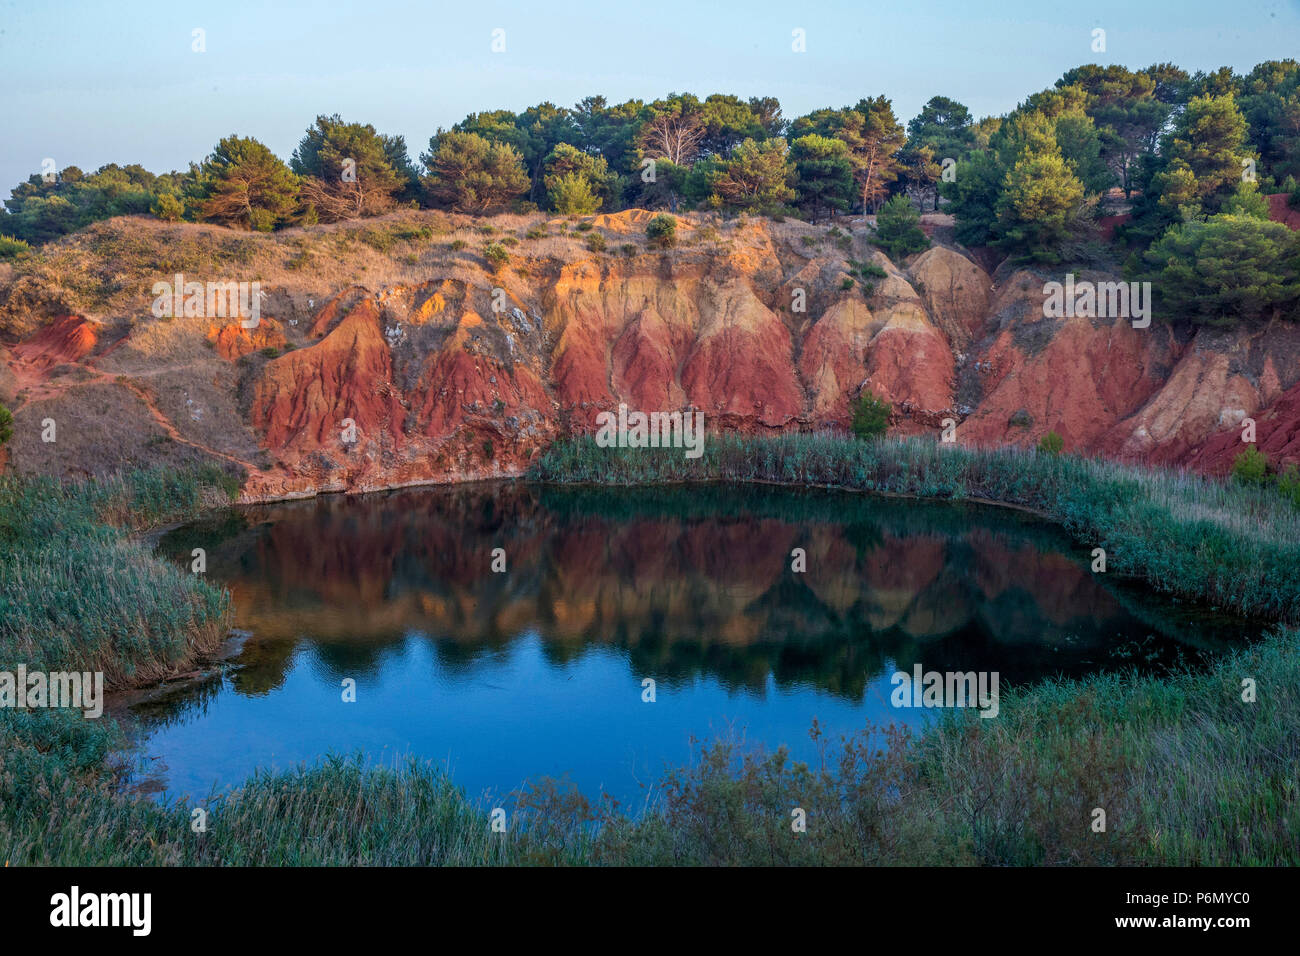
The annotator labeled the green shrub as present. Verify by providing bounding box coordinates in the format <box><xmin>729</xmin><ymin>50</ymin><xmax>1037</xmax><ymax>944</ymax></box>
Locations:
<box><xmin>1139</xmin><ymin>215</ymin><xmax>1300</xmax><ymax>326</ymax></box>
<box><xmin>151</xmin><ymin>193</ymin><xmax>185</xmax><ymax>222</ymax></box>
<box><xmin>483</xmin><ymin>242</ymin><xmax>509</xmax><ymax>270</ymax></box>
<box><xmin>449</xmin><ymin>239</ymin><xmax>467</xmax><ymax>251</ymax></box>
<box><xmin>647</xmin><ymin>214</ymin><xmax>677</xmax><ymax>247</ymax></box>
<box><xmin>0</xmin><ymin>235</ymin><xmax>31</xmax><ymax>262</ymax></box>
<box><xmin>620</xmin><ymin>243</ymin><xmax>637</xmax><ymax>257</ymax></box>
<box><xmin>358</xmin><ymin>228</ymin><xmax>395</xmax><ymax>253</ymax></box>
<box><xmin>585</xmin><ymin>232</ymin><xmax>607</xmax><ymax>253</ymax></box>
<box><xmin>1276</xmin><ymin>464</ymin><xmax>1300</xmax><ymax>508</ymax></box>
<box><xmin>1008</xmin><ymin>409</ymin><xmax>1033</xmax><ymax>429</ymax></box>
<box><xmin>851</xmin><ymin>391</ymin><xmax>891</xmax><ymax>440</ymax></box>
<box><xmin>0</xmin><ymin>404</ymin><xmax>12</xmax><ymax>445</ymax></box>
<box><xmin>872</xmin><ymin>194</ymin><xmax>931</xmax><ymax>261</ymax></box>
<box><xmin>393</xmin><ymin>225</ymin><xmax>433</xmax><ymax>242</ymax></box>
<box><xmin>1232</xmin><ymin>446</ymin><xmax>1270</xmax><ymax>484</ymax></box>
<box><xmin>1037</xmin><ymin>431</ymin><xmax>1064</xmax><ymax>455</ymax></box>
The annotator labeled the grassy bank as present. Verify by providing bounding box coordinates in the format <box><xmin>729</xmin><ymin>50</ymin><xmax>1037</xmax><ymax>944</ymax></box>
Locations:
<box><xmin>4</xmin><ymin>625</ymin><xmax>1296</xmax><ymax>865</ymax></box>
<box><xmin>530</xmin><ymin>433</ymin><xmax>1300</xmax><ymax>623</ymax></box>
<box><xmin>0</xmin><ymin>467</ymin><xmax>238</xmax><ymax>684</ymax></box>
<box><xmin>2</xmin><ymin>446</ymin><xmax>1297</xmax><ymax>865</ymax></box>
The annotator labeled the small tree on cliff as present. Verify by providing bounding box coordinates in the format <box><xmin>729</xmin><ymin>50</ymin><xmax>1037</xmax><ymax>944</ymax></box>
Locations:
<box><xmin>993</xmin><ymin>142</ymin><xmax>1086</xmax><ymax>262</ymax></box>
<box><xmin>1231</xmin><ymin>446</ymin><xmax>1269</xmax><ymax>484</ymax></box>
<box><xmin>189</xmin><ymin>135</ymin><xmax>300</xmax><ymax>231</ymax></box>
<box><xmin>542</xmin><ymin>143</ymin><xmax>613</xmax><ymax>214</ymax></box>
<box><xmin>1037</xmin><ymin>431</ymin><xmax>1065</xmax><ymax>455</ymax></box>
<box><xmin>0</xmin><ymin>404</ymin><xmax>13</xmax><ymax>447</ymax></box>
<box><xmin>291</xmin><ymin>114</ymin><xmax>411</xmax><ymax>221</ymax></box>
<box><xmin>872</xmin><ymin>194</ymin><xmax>930</xmax><ymax>262</ymax></box>
<box><xmin>851</xmin><ymin>390</ymin><xmax>890</xmax><ymax>440</ymax></box>
<box><xmin>646</xmin><ymin>214</ymin><xmax>677</xmax><ymax>247</ymax></box>
<box><xmin>1139</xmin><ymin>215</ymin><xmax>1300</xmax><ymax>326</ymax></box>
<box><xmin>421</xmin><ymin>130</ymin><xmax>530</xmax><ymax>214</ymax></box>
<box><xmin>791</xmin><ymin>134</ymin><xmax>854</xmax><ymax>222</ymax></box>
<box><xmin>710</xmin><ymin>138</ymin><xmax>795</xmax><ymax>212</ymax></box>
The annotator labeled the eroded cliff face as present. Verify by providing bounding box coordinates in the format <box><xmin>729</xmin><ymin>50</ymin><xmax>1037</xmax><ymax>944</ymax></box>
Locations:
<box><xmin>1</xmin><ymin>209</ymin><xmax>1297</xmax><ymax>499</ymax></box>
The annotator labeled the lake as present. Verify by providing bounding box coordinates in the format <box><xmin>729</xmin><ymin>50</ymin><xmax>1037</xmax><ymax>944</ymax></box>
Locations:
<box><xmin>133</xmin><ymin>481</ymin><xmax>1250</xmax><ymax>809</ymax></box>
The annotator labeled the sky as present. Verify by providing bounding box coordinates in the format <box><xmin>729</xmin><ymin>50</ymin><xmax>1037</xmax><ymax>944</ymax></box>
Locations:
<box><xmin>2</xmin><ymin>0</ymin><xmax>1299</xmax><ymax>195</ymax></box>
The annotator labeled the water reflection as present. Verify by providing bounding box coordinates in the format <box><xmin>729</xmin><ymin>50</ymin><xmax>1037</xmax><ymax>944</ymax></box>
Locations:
<box><xmin>137</xmin><ymin>482</ymin><xmax>1249</xmax><ymax>802</ymax></box>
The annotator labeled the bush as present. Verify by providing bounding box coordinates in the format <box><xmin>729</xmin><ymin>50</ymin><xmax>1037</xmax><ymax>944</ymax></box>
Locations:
<box><xmin>851</xmin><ymin>391</ymin><xmax>891</xmax><ymax>440</ymax></box>
<box><xmin>483</xmin><ymin>242</ymin><xmax>509</xmax><ymax>270</ymax></box>
<box><xmin>1139</xmin><ymin>215</ymin><xmax>1300</xmax><ymax>326</ymax></box>
<box><xmin>1277</xmin><ymin>464</ymin><xmax>1300</xmax><ymax>508</ymax></box>
<box><xmin>1037</xmin><ymin>431</ymin><xmax>1064</xmax><ymax>455</ymax></box>
<box><xmin>620</xmin><ymin>243</ymin><xmax>637</xmax><ymax>257</ymax></box>
<box><xmin>1232</xmin><ymin>446</ymin><xmax>1270</xmax><ymax>484</ymax></box>
<box><xmin>449</xmin><ymin>239</ymin><xmax>467</xmax><ymax>251</ymax></box>
<box><xmin>392</xmin><ymin>225</ymin><xmax>433</xmax><ymax>242</ymax></box>
<box><xmin>585</xmin><ymin>232</ymin><xmax>607</xmax><ymax>253</ymax></box>
<box><xmin>0</xmin><ymin>235</ymin><xmax>31</xmax><ymax>262</ymax></box>
<box><xmin>151</xmin><ymin>192</ymin><xmax>185</xmax><ymax>222</ymax></box>
<box><xmin>647</xmin><ymin>214</ymin><xmax>677</xmax><ymax>248</ymax></box>
<box><xmin>0</xmin><ymin>404</ymin><xmax>13</xmax><ymax>445</ymax></box>
<box><xmin>872</xmin><ymin>194</ymin><xmax>931</xmax><ymax>261</ymax></box>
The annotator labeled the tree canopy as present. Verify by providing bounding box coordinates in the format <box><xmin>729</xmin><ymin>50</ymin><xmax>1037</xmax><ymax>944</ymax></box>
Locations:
<box><xmin>1</xmin><ymin>57</ymin><xmax>1295</xmax><ymax>313</ymax></box>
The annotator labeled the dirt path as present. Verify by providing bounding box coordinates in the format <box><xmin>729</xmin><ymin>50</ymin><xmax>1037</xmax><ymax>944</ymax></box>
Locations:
<box><xmin>118</xmin><ymin>378</ymin><xmax>263</xmax><ymax>473</ymax></box>
<box><xmin>5</xmin><ymin>344</ymin><xmax>263</xmax><ymax>475</ymax></box>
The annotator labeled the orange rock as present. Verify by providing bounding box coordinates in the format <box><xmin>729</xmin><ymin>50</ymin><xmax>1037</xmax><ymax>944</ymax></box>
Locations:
<box><xmin>13</xmin><ymin>315</ymin><xmax>97</xmax><ymax>368</ymax></box>
<box><xmin>207</xmin><ymin>317</ymin><xmax>286</xmax><ymax>360</ymax></box>
<box><xmin>251</xmin><ymin>300</ymin><xmax>405</xmax><ymax>453</ymax></box>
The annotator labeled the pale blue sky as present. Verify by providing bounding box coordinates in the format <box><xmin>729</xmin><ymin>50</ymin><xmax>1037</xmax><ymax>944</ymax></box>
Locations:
<box><xmin>2</xmin><ymin>0</ymin><xmax>1299</xmax><ymax>194</ymax></box>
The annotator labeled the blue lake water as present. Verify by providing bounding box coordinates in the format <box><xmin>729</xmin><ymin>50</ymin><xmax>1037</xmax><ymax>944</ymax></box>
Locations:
<box><xmin>132</xmin><ymin>482</ymin><xmax>1250</xmax><ymax>808</ymax></box>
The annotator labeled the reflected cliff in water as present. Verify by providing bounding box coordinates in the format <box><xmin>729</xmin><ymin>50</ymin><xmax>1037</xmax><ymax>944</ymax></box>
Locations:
<box><xmin>138</xmin><ymin>482</ymin><xmax>1250</xmax><ymax>803</ymax></box>
<box><xmin>158</xmin><ymin>482</ymin><xmax>1246</xmax><ymax>699</ymax></box>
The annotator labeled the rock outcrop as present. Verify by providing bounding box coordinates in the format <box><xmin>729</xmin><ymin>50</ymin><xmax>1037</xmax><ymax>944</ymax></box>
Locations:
<box><xmin>1</xmin><ymin>209</ymin><xmax>1297</xmax><ymax>498</ymax></box>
